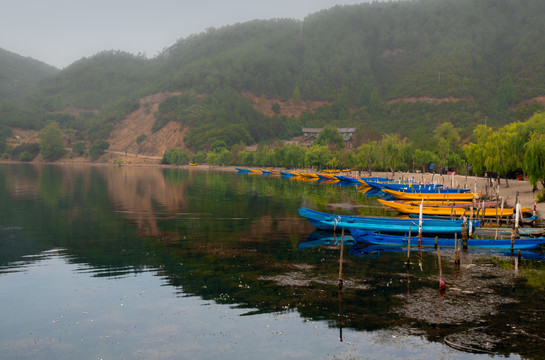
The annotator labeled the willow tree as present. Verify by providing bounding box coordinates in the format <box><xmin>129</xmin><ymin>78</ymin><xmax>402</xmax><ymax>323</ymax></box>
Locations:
<box><xmin>524</xmin><ymin>132</ymin><xmax>545</xmax><ymax>189</ymax></box>
<box><xmin>464</xmin><ymin>124</ymin><xmax>492</xmax><ymax>175</ymax></box>
<box><xmin>433</xmin><ymin>122</ymin><xmax>460</xmax><ymax>172</ymax></box>
<box><xmin>378</xmin><ymin>133</ymin><xmax>408</xmax><ymax>175</ymax></box>
<box><xmin>356</xmin><ymin>141</ymin><xmax>377</xmax><ymax>174</ymax></box>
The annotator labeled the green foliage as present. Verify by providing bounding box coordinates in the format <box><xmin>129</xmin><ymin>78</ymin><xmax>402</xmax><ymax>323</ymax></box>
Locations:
<box><xmin>0</xmin><ymin>48</ymin><xmax>57</xmax><ymax>100</ymax></box>
<box><xmin>10</xmin><ymin>143</ymin><xmax>40</xmax><ymax>161</ymax></box>
<box><xmin>38</xmin><ymin>122</ymin><xmax>65</xmax><ymax>161</ymax></box>
<box><xmin>3</xmin><ymin>0</ymin><xmax>545</xmax><ymax>151</ymax></box>
<box><xmin>206</xmin><ymin>148</ymin><xmax>232</xmax><ymax>165</ymax></box>
<box><xmin>292</xmin><ymin>85</ymin><xmax>302</xmax><ymax>105</ymax></box>
<box><xmin>433</xmin><ymin>122</ymin><xmax>461</xmax><ymax>170</ymax></box>
<box><xmin>72</xmin><ymin>142</ymin><xmax>86</xmax><ymax>156</ymax></box>
<box><xmin>412</xmin><ymin>149</ymin><xmax>439</xmax><ymax>173</ymax></box>
<box><xmin>89</xmin><ymin>140</ymin><xmax>110</xmax><ymax>161</ymax></box>
<box><xmin>537</xmin><ymin>189</ymin><xmax>545</xmax><ymax>203</ymax></box>
<box><xmin>161</xmin><ymin>148</ymin><xmax>189</xmax><ymax>165</ymax></box>
<box><xmin>314</xmin><ymin>125</ymin><xmax>344</xmax><ymax>149</ymax></box>
<box><xmin>136</xmin><ymin>134</ymin><xmax>147</xmax><ymax>145</ymax></box>
<box><xmin>305</xmin><ymin>145</ymin><xmax>331</xmax><ymax>169</ymax></box>
<box><xmin>378</xmin><ymin>133</ymin><xmax>409</xmax><ymax>173</ymax></box>
<box><xmin>191</xmin><ymin>151</ymin><xmax>206</xmax><ymax>164</ymax></box>
<box><xmin>524</xmin><ymin>132</ymin><xmax>545</xmax><ymax>187</ymax></box>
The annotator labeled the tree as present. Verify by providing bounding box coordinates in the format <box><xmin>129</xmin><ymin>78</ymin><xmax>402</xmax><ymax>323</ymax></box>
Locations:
<box><xmin>495</xmin><ymin>75</ymin><xmax>515</xmax><ymax>114</ymax></box>
<box><xmin>305</xmin><ymin>145</ymin><xmax>331</xmax><ymax>169</ymax></box>
<box><xmin>359</xmin><ymin>83</ymin><xmax>372</xmax><ymax>107</ymax></box>
<box><xmin>356</xmin><ymin>141</ymin><xmax>377</xmax><ymax>174</ymax></box>
<box><xmin>38</xmin><ymin>122</ymin><xmax>65</xmax><ymax>161</ymax></box>
<box><xmin>464</xmin><ymin>124</ymin><xmax>492</xmax><ymax>175</ymax></box>
<box><xmin>378</xmin><ymin>133</ymin><xmax>408</xmax><ymax>175</ymax></box>
<box><xmin>483</xmin><ymin>124</ymin><xmax>518</xmax><ymax>186</ymax></box>
<box><xmin>315</xmin><ymin>125</ymin><xmax>344</xmax><ymax>149</ymax></box>
<box><xmin>89</xmin><ymin>140</ymin><xmax>110</xmax><ymax>161</ymax></box>
<box><xmin>433</xmin><ymin>122</ymin><xmax>460</xmax><ymax>171</ymax></box>
<box><xmin>292</xmin><ymin>85</ymin><xmax>302</xmax><ymax>106</ymax></box>
<box><xmin>412</xmin><ymin>149</ymin><xmax>439</xmax><ymax>173</ymax></box>
<box><xmin>72</xmin><ymin>142</ymin><xmax>86</xmax><ymax>156</ymax></box>
<box><xmin>271</xmin><ymin>102</ymin><xmax>281</xmax><ymax>114</ymax></box>
<box><xmin>524</xmin><ymin>132</ymin><xmax>545</xmax><ymax>189</ymax></box>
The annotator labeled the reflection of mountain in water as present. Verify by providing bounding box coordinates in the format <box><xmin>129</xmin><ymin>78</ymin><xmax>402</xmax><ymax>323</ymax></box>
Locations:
<box><xmin>101</xmin><ymin>166</ymin><xmax>189</xmax><ymax>237</ymax></box>
<box><xmin>2</xmin><ymin>163</ymin><xmax>545</xmax><ymax>358</ymax></box>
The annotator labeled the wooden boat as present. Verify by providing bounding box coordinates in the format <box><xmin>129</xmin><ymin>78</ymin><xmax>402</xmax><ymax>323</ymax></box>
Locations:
<box><xmin>333</xmin><ymin>175</ymin><xmax>360</xmax><ymax>183</ymax></box>
<box><xmin>359</xmin><ymin>177</ymin><xmax>395</xmax><ymax>186</ymax></box>
<box><xmin>298</xmin><ymin>208</ymin><xmax>480</xmax><ymax>235</ymax></box>
<box><xmin>236</xmin><ymin>168</ymin><xmax>253</xmax><ymax>173</ymax></box>
<box><xmin>378</xmin><ymin>198</ymin><xmax>530</xmax><ymax>218</ymax></box>
<box><xmin>364</xmin><ymin>180</ymin><xmax>444</xmax><ymax>191</ymax></box>
<box><xmin>290</xmin><ymin>172</ymin><xmax>319</xmax><ymax>179</ymax></box>
<box><xmin>317</xmin><ymin>173</ymin><xmax>338</xmax><ymax>180</ymax></box>
<box><xmin>349</xmin><ymin>243</ymin><xmax>545</xmax><ymax>260</ymax></box>
<box><xmin>402</xmin><ymin>199</ymin><xmax>502</xmax><ymax>208</ymax></box>
<box><xmin>383</xmin><ymin>188</ymin><xmax>481</xmax><ymax>201</ymax></box>
<box><xmin>350</xmin><ymin>229</ymin><xmax>545</xmax><ymax>250</ymax></box>
<box><xmin>297</xmin><ymin>230</ymin><xmax>356</xmax><ymax>250</ymax></box>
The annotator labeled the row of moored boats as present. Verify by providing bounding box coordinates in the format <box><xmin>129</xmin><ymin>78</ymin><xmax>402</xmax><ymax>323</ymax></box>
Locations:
<box><xmin>236</xmin><ymin>168</ymin><xmax>545</xmax><ymax>251</ymax></box>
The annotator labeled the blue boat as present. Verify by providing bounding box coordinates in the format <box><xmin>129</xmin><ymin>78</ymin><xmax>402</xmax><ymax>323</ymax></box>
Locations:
<box><xmin>297</xmin><ymin>230</ymin><xmax>356</xmax><ymax>250</ymax></box>
<box><xmin>236</xmin><ymin>168</ymin><xmax>252</xmax><ymax>173</ymax></box>
<box><xmin>298</xmin><ymin>208</ymin><xmax>480</xmax><ymax>236</ymax></box>
<box><xmin>349</xmin><ymin>243</ymin><xmax>545</xmax><ymax>260</ymax></box>
<box><xmin>350</xmin><ymin>229</ymin><xmax>545</xmax><ymax>250</ymax></box>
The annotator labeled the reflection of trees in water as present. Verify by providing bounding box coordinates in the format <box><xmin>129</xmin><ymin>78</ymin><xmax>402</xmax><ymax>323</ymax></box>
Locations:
<box><xmin>100</xmin><ymin>166</ymin><xmax>189</xmax><ymax>237</ymax></box>
<box><xmin>3</xmin><ymin>164</ymin><xmax>545</xmax><ymax>357</ymax></box>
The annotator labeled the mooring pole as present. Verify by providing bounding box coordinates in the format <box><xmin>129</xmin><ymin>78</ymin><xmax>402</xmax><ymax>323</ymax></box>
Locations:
<box><xmin>406</xmin><ymin>227</ymin><xmax>411</xmax><ymax>267</ymax></box>
<box><xmin>338</xmin><ymin>227</ymin><xmax>345</xmax><ymax>289</ymax></box>
<box><xmin>462</xmin><ymin>217</ymin><xmax>468</xmax><ymax>250</ymax></box>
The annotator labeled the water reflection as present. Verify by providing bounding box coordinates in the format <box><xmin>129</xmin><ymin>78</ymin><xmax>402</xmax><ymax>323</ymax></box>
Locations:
<box><xmin>1</xmin><ymin>163</ymin><xmax>544</xmax><ymax>359</ymax></box>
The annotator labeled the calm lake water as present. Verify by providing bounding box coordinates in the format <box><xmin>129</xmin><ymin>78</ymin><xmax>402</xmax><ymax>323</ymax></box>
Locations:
<box><xmin>1</xmin><ymin>164</ymin><xmax>544</xmax><ymax>360</ymax></box>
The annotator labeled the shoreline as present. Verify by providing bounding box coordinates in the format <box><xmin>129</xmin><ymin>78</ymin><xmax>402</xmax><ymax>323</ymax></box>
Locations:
<box><xmin>2</xmin><ymin>160</ymin><xmax>542</xmax><ymax>220</ymax></box>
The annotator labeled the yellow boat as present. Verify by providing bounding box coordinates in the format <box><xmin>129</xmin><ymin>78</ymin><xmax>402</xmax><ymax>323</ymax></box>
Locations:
<box><xmin>378</xmin><ymin>198</ymin><xmax>529</xmax><ymax>218</ymax></box>
<box><xmin>293</xmin><ymin>172</ymin><xmax>319</xmax><ymax>179</ymax></box>
<box><xmin>383</xmin><ymin>188</ymin><xmax>481</xmax><ymax>201</ymax></box>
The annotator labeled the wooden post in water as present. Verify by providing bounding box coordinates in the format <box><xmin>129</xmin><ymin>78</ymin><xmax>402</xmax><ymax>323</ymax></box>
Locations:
<box><xmin>481</xmin><ymin>199</ymin><xmax>485</xmax><ymax>224</ymax></box>
<box><xmin>338</xmin><ymin>227</ymin><xmax>345</xmax><ymax>289</ymax></box>
<box><xmin>510</xmin><ymin>227</ymin><xmax>516</xmax><ymax>256</ymax></box>
<box><xmin>435</xmin><ymin>236</ymin><xmax>438</xmax><ymax>250</ymax></box>
<box><xmin>469</xmin><ymin>206</ymin><xmax>474</xmax><ymax>237</ymax></box>
<box><xmin>453</xmin><ymin>234</ymin><xmax>457</xmax><ymax>263</ymax></box>
<box><xmin>462</xmin><ymin>217</ymin><xmax>468</xmax><ymax>250</ymax></box>
<box><xmin>406</xmin><ymin>228</ymin><xmax>411</xmax><ymax>267</ymax></box>
<box><xmin>437</xmin><ymin>246</ymin><xmax>446</xmax><ymax>290</ymax></box>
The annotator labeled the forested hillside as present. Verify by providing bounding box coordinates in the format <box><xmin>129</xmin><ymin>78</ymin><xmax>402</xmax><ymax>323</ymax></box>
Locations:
<box><xmin>2</xmin><ymin>0</ymin><xmax>545</xmax><ymax>152</ymax></box>
<box><xmin>0</xmin><ymin>48</ymin><xmax>57</xmax><ymax>99</ymax></box>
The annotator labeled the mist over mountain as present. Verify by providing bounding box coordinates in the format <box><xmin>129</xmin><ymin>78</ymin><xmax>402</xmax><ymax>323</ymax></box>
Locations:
<box><xmin>0</xmin><ymin>48</ymin><xmax>57</xmax><ymax>99</ymax></box>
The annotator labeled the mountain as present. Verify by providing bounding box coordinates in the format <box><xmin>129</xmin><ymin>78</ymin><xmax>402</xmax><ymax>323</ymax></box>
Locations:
<box><xmin>0</xmin><ymin>48</ymin><xmax>57</xmax><ymax>100</ymax></box>
<box><xmin>2</xmin><ymin>0</ymin><xmax>545</xmax><ymax>153</ymax></box>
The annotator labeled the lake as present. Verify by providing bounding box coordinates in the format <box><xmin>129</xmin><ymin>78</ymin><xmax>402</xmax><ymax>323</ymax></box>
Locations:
<box><xmin>1</xmin><ymin>164</ymin><xmax>544</xmax><ymax>359</ymax></box>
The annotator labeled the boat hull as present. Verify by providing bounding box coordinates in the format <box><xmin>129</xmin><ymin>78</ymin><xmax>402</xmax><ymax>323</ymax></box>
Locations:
<box><xmin>298</xmin><ymin>208</ymin><xmax>480</xmax><ymax>236</ymax></box>
<box><xmin>383</xmin><ymin>188</ymin><xmax>481</xmax><ymax>201</ymax></box>
<box><xmin>350</xmin><ymin>229</ymin><xmax>545</xmax><ymax>250</ymax></box>
<box><xmin>378</xmin><ymin>199</ymin><xmax>529</xmax><ymax>218</ymax></box>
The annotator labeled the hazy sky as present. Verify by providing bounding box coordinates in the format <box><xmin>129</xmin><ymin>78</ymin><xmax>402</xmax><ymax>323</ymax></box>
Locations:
<box><xmin>1</xmin><ymin>0</ymin><xmax>372</xmax><ymax>69</ymax></box>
